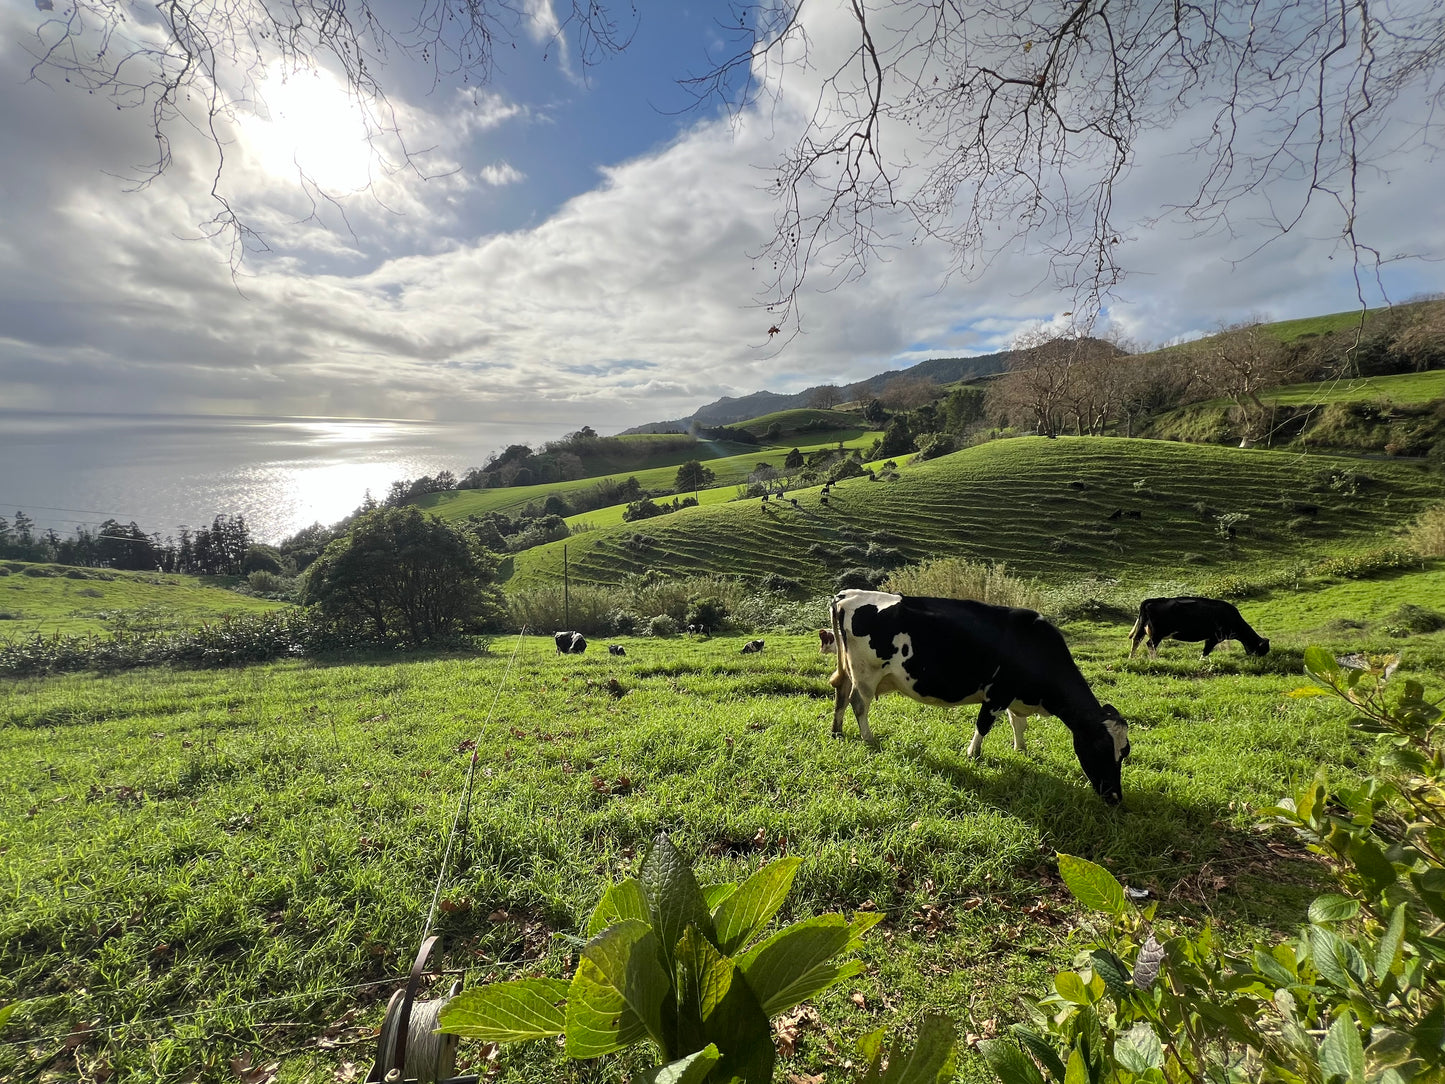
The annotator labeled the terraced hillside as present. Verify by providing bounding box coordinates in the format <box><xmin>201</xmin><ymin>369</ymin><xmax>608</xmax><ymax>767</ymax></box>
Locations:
<box><xmin>509</xmin><ymin>436</ymin><xmax>1440</xmax><ymax>589</ymax></box>
<box><xmin>419</xmin><ymin>427</ymin><xmax>880</xmax><ymax>520</ymax></box>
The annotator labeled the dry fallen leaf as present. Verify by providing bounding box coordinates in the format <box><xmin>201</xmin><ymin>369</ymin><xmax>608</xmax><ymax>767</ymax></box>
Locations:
<box><xmin>230</xmin><ymin>1053</ymin><xmax>280</xmax><ymax>1084</ymax></box>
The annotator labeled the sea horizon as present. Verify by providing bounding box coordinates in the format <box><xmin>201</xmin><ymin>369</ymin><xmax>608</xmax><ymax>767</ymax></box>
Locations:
<box><xmin>0</xmin><ymin>409</ymin><xmax>564</xmax><ymax>545</ymax></box>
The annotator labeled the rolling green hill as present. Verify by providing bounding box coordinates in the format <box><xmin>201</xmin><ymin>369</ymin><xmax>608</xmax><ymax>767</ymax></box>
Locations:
<box><xmin>1259</xmin><ymin>368</ymin><xmax>1445</xmax><ymax>405</ymax></box>
<box><xmin>508</xmin><ymin>436</ymin><xmax>1440</xmax><ymax>590</ymax></box>
<box><xmin>419</xmin><ymin>428</ymin><xmax>882</xmax><ymax>520</ymax></box>
<box><xmin>0</xmin><ymin>563</ymin><xmax>287</xmax><ymax>638</ymax></box>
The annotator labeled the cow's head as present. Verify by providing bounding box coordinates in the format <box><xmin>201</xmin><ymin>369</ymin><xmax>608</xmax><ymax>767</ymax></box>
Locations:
<box><xmin>1249</xmin><ymin>637</ymin><xmax>1271</xmax><ymax>657</ymax></box>
<box><xmin>1074</xmin><ymin>705</ymin><xmax>1129</xmax><ymax>806</ymax></box>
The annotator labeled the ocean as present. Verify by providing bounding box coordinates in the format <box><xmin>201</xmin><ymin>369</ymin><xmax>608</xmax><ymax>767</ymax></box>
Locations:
<box><xmin>0</xmin><ymin>411</ymin><xmax>551</xmax><ymax>545</ymax></box>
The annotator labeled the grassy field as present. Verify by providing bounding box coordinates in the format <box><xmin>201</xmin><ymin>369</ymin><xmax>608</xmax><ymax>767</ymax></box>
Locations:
<box><xmin>5</xmin><ymin>572</ymin><xmax>1443</xmax><ymax>1083</ymax></box>
<box><xmin>1258</xmin><ymin>368</ymin><xmax>1445</xmax><ymax>405</ymax></box>
<box><xmin>0</xmin><ymin>564</ymin><xmax>286</xmax><ymax>639</ymax></box>
<box><xmin>508</xmin><ymin>436</ymin><xmax>1442</xmax><ymax>590</ymax></box>
<box><xmin>417</xmin><ymin>428</ymin><xmax>881</xmax><ymax>522</ymax></box>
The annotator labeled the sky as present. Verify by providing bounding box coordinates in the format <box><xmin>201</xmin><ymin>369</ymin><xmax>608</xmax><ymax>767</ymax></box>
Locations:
<box><xmin>2</xmin><ymin>0</ymin><xmax>1443</xmax><ymax>442</ymax></box>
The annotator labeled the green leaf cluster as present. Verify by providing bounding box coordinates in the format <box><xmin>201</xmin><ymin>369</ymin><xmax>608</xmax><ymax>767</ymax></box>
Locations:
<box><xmin>985</xmin><ymin>649</ymin><xmax>1445</xmax><ymax>1084</ymax></box>
<box><xmin>438</xmin><ymin>834</ymin><xmax>884</xmax><ymax>1083</ymax></box>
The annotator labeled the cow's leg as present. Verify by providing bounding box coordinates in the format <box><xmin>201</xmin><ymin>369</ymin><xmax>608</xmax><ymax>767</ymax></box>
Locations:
<box><xmin>1147</xmin><ymin>635</ymin><xmax>1161</xmax><ymax>659</ymax></box>
<box><xmin>967</xmin><ymin>703</ymin><xmax>998</xmax><ymax>759</ymax></box>
<box><xmin>830</xmin><ymin>667</ymin><xmax>852</xmax><ymax>738</ymax></box>
<box><xmin>851</xmin><ymin>688</ymin><xmax>875</xmax><ymax>745</ymax></box>
<box><xmin>1008</xmin><ymin>709</ymin><xmax>1028</xmax><ymax>752</ymax></box>
<box><xmin>1201</xmin><ymin>638</ymin><xmax>1218</xmax><ymax>657</ymax></box>
<box><xmin>1127</xmin><ymin>621</ymin><xmax>1145</xmax><ymax>657</ymax></box>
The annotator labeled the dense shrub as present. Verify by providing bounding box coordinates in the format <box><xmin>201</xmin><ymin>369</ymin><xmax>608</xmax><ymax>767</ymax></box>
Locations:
<box><xmin>685</xmin><ymin>596</ymin><xmax>729</xmax><ymax>631</ymax></box>
<box><xmin>1408</xmin><ymin>504</ymin><xmax>1445</xmax><ymax>557</ymax></box>
<box><xmin>645</xmin><ymin>614</ymin><xmax>679</xmax><ymax>637</ymax></box>
<box><xmin>987</xmin><ymin>650</ymin><xmax>1445</xmax><ymax>1084</ymax></box>
<box><xmin>884</xmin><ymin>557</ymin><xmax>1044</xmax><ymax>611</ymax></box>
<box><xmin>835</xmin><ymin>567</ymin><xmax>887</xmax><ymax>591</ymax></box>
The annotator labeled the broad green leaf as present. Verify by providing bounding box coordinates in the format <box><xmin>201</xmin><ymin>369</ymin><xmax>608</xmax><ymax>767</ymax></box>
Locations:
<box><xmin>1054</xmin><ymin>971</ymin><xmax>1092</xmax><ymax>1006</ymax></box>
<box><xmin>674</xmin><ymin>926</ymin><xmax>738</xmax><ymax>1054</ymax></box>
<box><xmin>1114</xmin><ymin>1023</ymin><xmax>1165</xmax><ymax>1074</ymax></box>
<box><xmin>674</xmin><ymin>928</ymin><xmax>774</xmax><ymax>1084</ymax></box>
<box><xmin>437</xmin><ymin>977</ymin><xmax>569</xmax><ymax>1041</ymax></box>
<box><xmin>701</xmin><ymin>883</ymin><xmax>739</xmax><ymax>910</ymax></box>
<box><xmin>565</xmin><ymin>920</ymin><xmax>669</xmax><ymax>1058</ymax></box>
<box><xmin>589</xmin><ymin>878</ymin><xmax>652</xmax><ymax>937</ymax></box>
<box><xmin>736</xmin><ymin>913</ymin><xmax>878</xmax><ymax>1016</ymax></box>
<box><xmin>1057</xmin><ymin>854</ymin><xmax>1126</xmax><ymax>916</ymax></box>
<box><xmin>1063</xmin><ymin>1045</ymin><xmax>1089</xmax><ymax>1084</ymax></box>
<box><xmin>978</xmin><ymin>1038</ymin><xmax>1044</xmax><ymax>1084</ymax></box>
<box><xmin>639</xmin><ymin>834</ymin><xmax>715</xmax><ymax>969</ymax></box>
<box><xmin>1304</xmin><ymin>646</ymin><xmax>1341</xmax><ymax>682</ymax></box>
<box><xmin>633</xmin><ymin>1045</ymin><xmax>720</xmax><ymax>1084</ymax></box>
<box><xmin>1348</xmin><ymin>836</ymin><xmax>1398</xmax><ymax>896</ymax></box>
<box><xmin>1010</xmin><ymin>1025</ymin><xmax>1067</xmax><ymax>1081</ymax></box>
<box><xmin>0</xmin><ymin>1002</ymin><xmax>20</xmax><ymax>1033</ymax></box>
<box><xmin>1364</xmin><ymin>1027</ymin><xmax>1414</xmax><ymax>1074</ymax></box>
<box><xmin>1308</xmin><ymin>926</ymin><xmax>1368</xmax><ymax>991</ymax></box>
<box><xmin>1374</xmin><ymin>904</ymin><xmax>1408</xmax><ymax>979</ymax></box>
<box><xmin>1089</xmin><ymin>949</ymin><xmax>1132</xmax><ymax>999</ymax></box>
<box><xmin>857</xmin><ymin>1026</ymin><xmax>889</xmax><ymax>1084</ymax></box>
<box><xmin>1319</xmin><ymin>1012</ymin><xmax>1365</xmax><ymax>1084</ymax></box>
<box><xmin>711</xmin><ymin>857</ymin><xmax>802</xmax><ymax>955</ymax></box>
<box><xmin>880</xmin><ymin>1015</ymin><xmax>958</xmax><ymax>1084</ymax></box>
<box><xmin>1309</xmin><ymin>894</ymin><xmax>1361</xmax><ymax>924</ymax></box>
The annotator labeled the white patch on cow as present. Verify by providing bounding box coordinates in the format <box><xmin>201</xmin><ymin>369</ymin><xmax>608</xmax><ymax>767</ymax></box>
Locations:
<box><xmin>1105</xmin><ymin>717</ymin><xmax>1130</xmax><ymax>762</ymax></box>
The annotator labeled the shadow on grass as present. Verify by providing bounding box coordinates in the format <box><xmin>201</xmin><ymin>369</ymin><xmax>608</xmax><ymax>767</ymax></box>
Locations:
<box><xmin>896</xmin><ymin>740</ymin><xmax>1327</xmax><ymax>931</ymax></box>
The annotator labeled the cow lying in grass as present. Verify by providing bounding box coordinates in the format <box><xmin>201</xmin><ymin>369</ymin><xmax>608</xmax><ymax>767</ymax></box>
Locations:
<box><xmin>828</xmin><ymin>589</ymin><xmax>1130</xmax><ymax>805</ymax></box>
<box><xmin>1128</xmin><ymin>596</ymin><xmax>1270</xmax><ymax>658</ymax></box>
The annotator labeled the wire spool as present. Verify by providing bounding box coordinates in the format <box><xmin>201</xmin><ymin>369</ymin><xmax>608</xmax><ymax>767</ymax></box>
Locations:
<box><xmin>374</xmin><ymin>981</ymin><xmax>462</xmax><ymax>1082</ymax></box>
<box><xmin>367</xmin><ymin>936</ymin><xmax>463</xmax><ymax>1084</ymax></box>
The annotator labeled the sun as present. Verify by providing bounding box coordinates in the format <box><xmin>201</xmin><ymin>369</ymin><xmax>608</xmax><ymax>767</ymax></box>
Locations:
<box><xmin>243</xmin><ymin>65</ymin><xmax>376</xmax><ymax>193</ymax></box>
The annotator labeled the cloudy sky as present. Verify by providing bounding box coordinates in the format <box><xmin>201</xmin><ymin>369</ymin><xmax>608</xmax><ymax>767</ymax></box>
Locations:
<box><xmin>3</xmin><ymin>0</ymin><xmax>1443</xmax><ymax>440</ymax></box>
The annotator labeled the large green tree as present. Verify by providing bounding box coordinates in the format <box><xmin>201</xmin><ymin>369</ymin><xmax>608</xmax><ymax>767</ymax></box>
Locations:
<box><xmin>674</xmin><ymin>460</ymin><xmax>716</xmax><ymax>493</ymax></box>
<box><xmin>301</xmin><ymin>506</ymin><xmax>499</xmax><ymax>644</ymax></box>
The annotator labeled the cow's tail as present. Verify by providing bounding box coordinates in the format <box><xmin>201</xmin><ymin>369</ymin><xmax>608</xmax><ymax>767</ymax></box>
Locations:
<box><xmin>828</xmin><ymin>596</ymin><xmax>848</xmax><ymax>689</ymax></box>
<box><xmin>1127</xmin><ymin>605</ymin><xmax>1147</xmax><ymax>653</ymax></box>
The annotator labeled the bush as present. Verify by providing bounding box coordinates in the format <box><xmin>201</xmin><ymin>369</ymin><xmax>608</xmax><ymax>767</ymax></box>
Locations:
<box><xmin>608</xmin><ymin>609</ymin><xmax>640</xmax><ymax>636</ymax></box>
<box><xmin>645</xmin><ymin>614</ymin><xmax>679</xmax><ymax>637</ymax></box>
<box><xmin>685</xmin><ymin>596</ymin><xmax>729</xmax><ymax>631</ymax></box>
<box><xmin>835</xmin><ymin>567</ymin><xmax>887</xmax><ymax>591</ymax></box>
<box><xmin>246</xmin><ymin>570</ymin><xmax>290</xmax><ymax>595</ymax></box>
<box><xmin>1408</xmin><ymin>503</ymin><xmax>1445</xmax><ymax>557</ymax></box>
<box><xmin>884</xmin><ymin>557</ymin><xmax>1043</xmax><ymax>611</ymax></box>
<box><xmin>986</xmin><ymin>650</ymin><xmax>1445</xmax><ymax>1084</ymax></box>
<box><xmin>1380</xmin><ymin>603</ymin><xmax>1445</xmax><ymax>636</ymax></box>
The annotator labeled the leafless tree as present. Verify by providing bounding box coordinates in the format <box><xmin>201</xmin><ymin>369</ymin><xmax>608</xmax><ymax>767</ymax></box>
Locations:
<box><xmin>879</xmin><ymin>375</ymin><xmax>937</xmax><ymax>410</ymax></box>
<box><xmin>1189</xmin><ymin>319</ymin><xmax>1299</xmax><ymax>445</ymax></box>
<box><xmin>699</xmin><ymin>0</ymin><xmax>1445</xmax><ymax>328</ymax></box>
<box><xmin>25</xmin><ymin>0</ymin><xmax>1445</xmax><ymax>305</ymax></box>
<box><xmin>808</xmin><ymin>384</ymin><xmax>845</xmax><ymax>408</ymax></box>
<box><xmin>23</xmin><ymin>0</ymin><xmax>635</xmax><ymax>258</ymax></box>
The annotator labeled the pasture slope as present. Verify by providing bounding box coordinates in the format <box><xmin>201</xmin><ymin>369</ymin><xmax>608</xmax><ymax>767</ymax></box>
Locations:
<box><xmin>508</xmin><ymin>435</ymin><xmax>1441</xmax><ymax>589</ymax></box>
<box><xmin>416</xmin><ymin>424</ymin><xmax>879</xmax><ymax>521</ymax></box>
<box><xmin>0</xmin><ymin>563</ymin><xmax>285</xmax><ymax>638</ymax></box>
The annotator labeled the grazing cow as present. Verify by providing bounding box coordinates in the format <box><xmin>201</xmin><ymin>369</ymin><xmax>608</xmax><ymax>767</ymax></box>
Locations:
<box><xmin>1128</xmin><ymin>597</ymin><xmax>1269</xmax><ymax>658</ymax></box>
<box><xmin>608</xmin><ymin>644</ymin><xmax>626</xmax><ymax>657</ymax></box>
<box><xmin>820</xmin><ymin>496</ymin><xmax>830</xmax><ymax>506</ymax></box>
<box><xmin>829</xmin><ymin>590</ymin><xmax>1130</xmax><ymax>805</ymax></box>
<box><xmin>818</xmin><ymin>628</ymin><xmax>837</xmax><ymax>653</ymax></box>
<box><xmin>687</xmin><ymin>623</ymin><xmax>710</xmax><ymax>637</ymax></box>
<box><xmin>554</xmin><ymin>630</ymin><xmax>588</xmax><ymax>655</ymax></box>
<box><xmin>741</xmin><ymin>639</ymin><xmax>765</xmax><ymax>654</ymax></box>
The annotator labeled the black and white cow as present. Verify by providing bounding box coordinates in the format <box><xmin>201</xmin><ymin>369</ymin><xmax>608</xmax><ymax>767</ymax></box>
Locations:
<box><xmin>829</xmin><ymin>590</ymin><xmax>1130</xmax><ymax>805</ymax></box>
<box><xmin>554</xmin><ymin>630</ymin><xmax>588</xmax><ymax>654</ymax></box>
<box><xmin>608</xmin><ymin>644</ymin><xmax>627</xmax><ymax>656</ymax></box>
<box><xmin>1128</xmin><ymin>597</ymin><xmax>1269</xmax><ymax>658</ymax></box>
<box><xmin>740</xmin><ymin>639</ymin><xmax>766</xmax><ymax>654</ymax></box>
<box><xmin>818</xmin><ymin>628</ymin><xmax>837</xmax><ymax>653</ymax></box>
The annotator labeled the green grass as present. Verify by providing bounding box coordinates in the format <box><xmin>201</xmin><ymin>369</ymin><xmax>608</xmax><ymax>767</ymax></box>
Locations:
<box><xmin>0</xmin><ymin>564</ymin><xmax>287</xmax><ymax>638</ymax></box>
<box><xmin>508</xmin><ymin>436</ymin><xmax>1441</xmax><ymax>590</ymax></box>
<box><xmin>418</xmin><ymin>430</ymin><xmax>882</xmax><ymax>521</ymax></box>
<box><xmin>1258</xmin><ymin>368</ymin><xmax>1445</xmax><ymax>405</ymax></box>
<box><xmin>7</xmin><ymin>586</ymin><xmax>1441</xmax><ymax>1083</ymax></box>
<box><xmin>731</xmin><ymin>408</ymin><xmax>867</xmax><ymax>437</ymax></box>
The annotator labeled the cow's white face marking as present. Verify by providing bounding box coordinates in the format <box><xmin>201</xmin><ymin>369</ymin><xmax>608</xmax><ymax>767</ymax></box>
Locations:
<box><xmin>1105</xmin><ymin>718</ymin><xmax>1130</xmax><ymax>762</ymax></box>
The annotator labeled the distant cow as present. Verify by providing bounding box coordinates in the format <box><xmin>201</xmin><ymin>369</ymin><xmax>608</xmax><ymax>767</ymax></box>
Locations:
<box><xmin>1128</xmin><ymin>597</ymin><xmax>1269</xmax><ymax>658</ymax></box>
<box><xmin>741</xmin><ymin>639</ymin><xmax>765</xmax><ymax>654</ymax></box>
<box><xmin>608</xmin><ymin>644</ymin><xmax>626</xmax><ymax>656</ymax></box>
<box><xmin>829</xmin><ymin>590</ymin><xmax>1130</xmax><ymax>805</ymax></box>
<box><xmin>687</xmin><ymin>623</ymin><xmax>710</xmax><ymax>637</ymax></box>
<box><xmin>554</xmin><ymin>630</ymin><xmax>587</xmax><ymax>655</ymax></box>
<box><xmin>818</xmin><ymin>628</ymin><xmax>837</xmax><ymax>653</ymax></box>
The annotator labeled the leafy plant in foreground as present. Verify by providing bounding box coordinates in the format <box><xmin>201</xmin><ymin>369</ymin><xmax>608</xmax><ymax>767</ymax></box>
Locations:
<box><xmin>983</xmin><ymin>647</ymin><xmax>1445</xmax><ymax>1084</ymax></box>
<box><xmin>439</xmin><ymin>834</ymin><xmax>951</xmax><ymax>1083</ymax></box>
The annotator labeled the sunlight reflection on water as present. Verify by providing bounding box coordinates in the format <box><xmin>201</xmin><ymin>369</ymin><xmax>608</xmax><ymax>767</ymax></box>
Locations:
<box><xmin>0</xmin><ymin>412</ymin><xmax>548</xmax><ymax>543</ymax></box>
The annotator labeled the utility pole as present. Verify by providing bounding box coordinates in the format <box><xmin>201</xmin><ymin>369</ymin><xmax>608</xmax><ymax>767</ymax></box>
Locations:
<box><xmin>563</xmin><ymin>544</ymin><xmax>570</xmax><ymax>628</ymax></box>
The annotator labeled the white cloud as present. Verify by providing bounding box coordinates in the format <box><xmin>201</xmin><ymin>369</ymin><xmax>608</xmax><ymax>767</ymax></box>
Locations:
<box><xmin>479</xmin><ymin>162</ymin><xmax>525</xmax><ymax>186</ymax></box>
